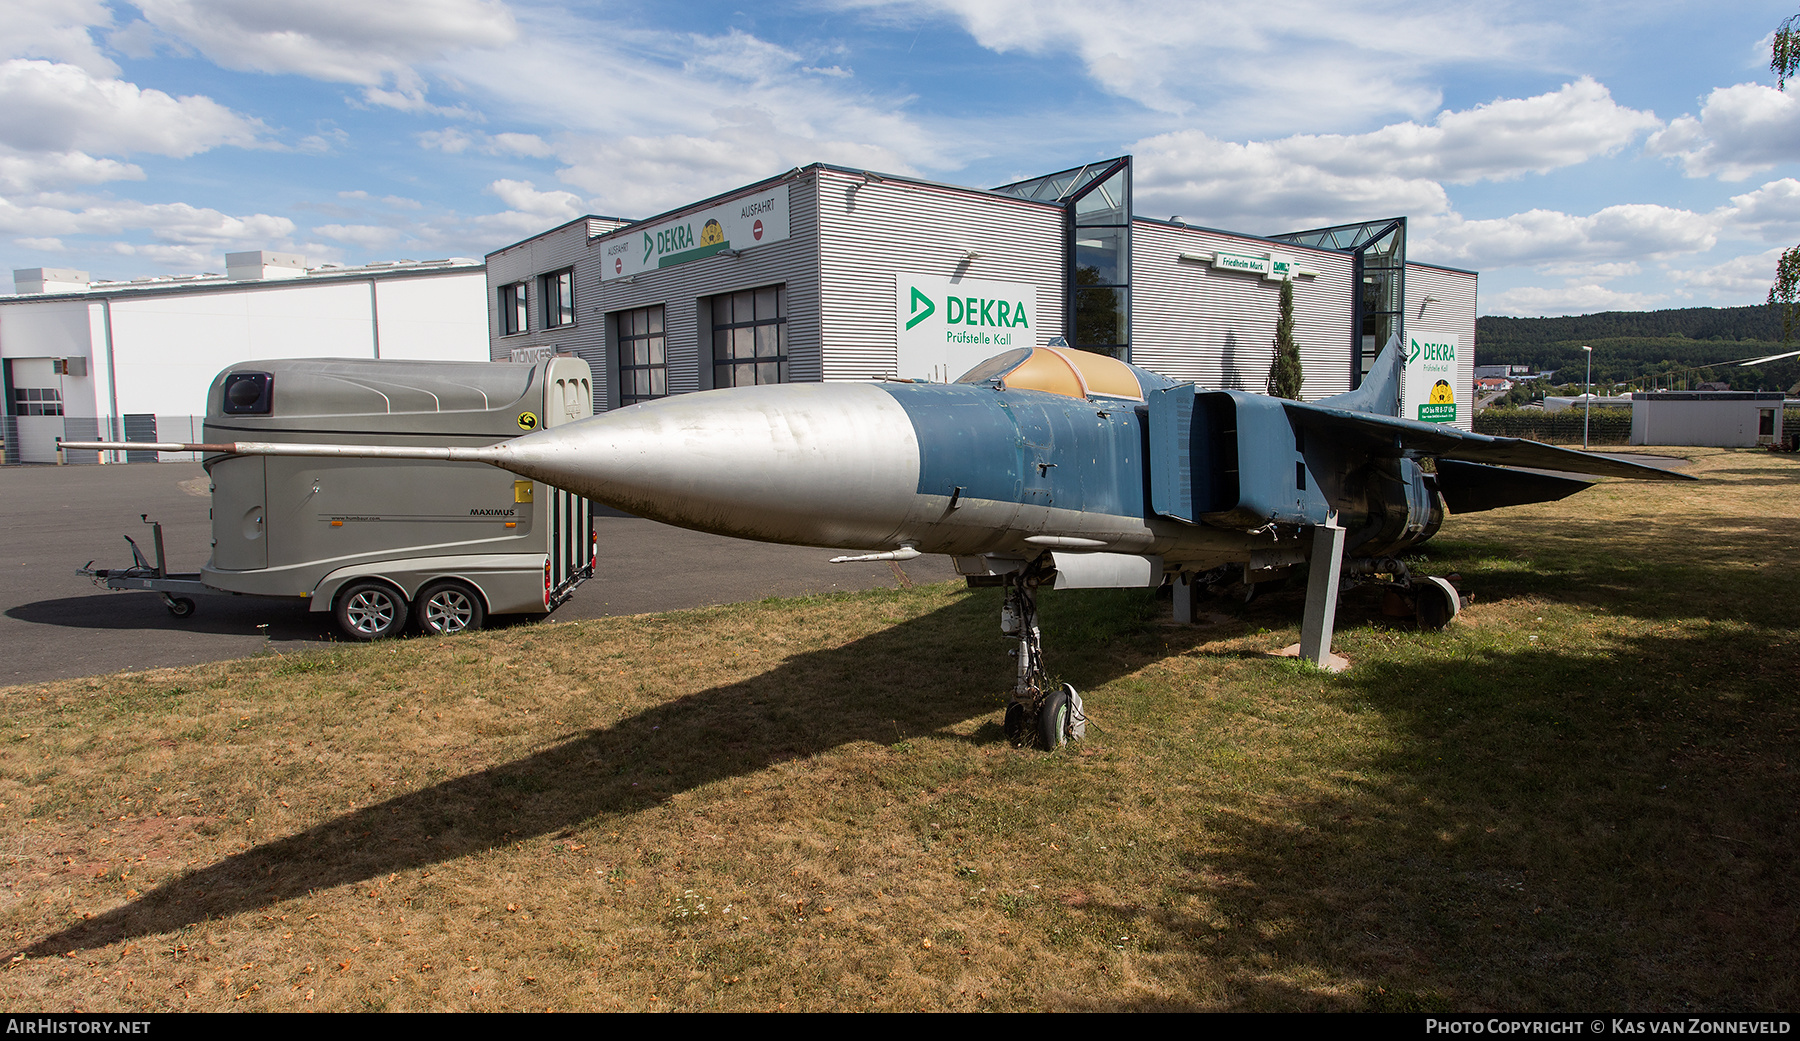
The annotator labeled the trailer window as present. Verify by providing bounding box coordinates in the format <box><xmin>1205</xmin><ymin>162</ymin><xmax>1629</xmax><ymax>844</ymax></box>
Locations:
<box><xmin>617</xmin><ymin>306</ymin><xmax>666</xmax><ymax>406</ymax></box>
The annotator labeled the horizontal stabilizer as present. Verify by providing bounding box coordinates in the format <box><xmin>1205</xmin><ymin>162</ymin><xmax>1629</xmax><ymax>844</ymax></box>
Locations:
<box><xmin>1278</xmin><ymin>404</ymin><xmax>1696</xmax><ymax>482</ymax></box>
<box><xmin>1434</xmin><ymin>459</ymin><xmax>1593</xmax><ymax>514</ymax></box>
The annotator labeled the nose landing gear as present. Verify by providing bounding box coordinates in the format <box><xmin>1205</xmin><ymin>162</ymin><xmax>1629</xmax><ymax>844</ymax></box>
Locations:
<box><xmin>1000</xmin><ymin>564</ymin><xmax>1085</xmax><ymax>750</ymax></box>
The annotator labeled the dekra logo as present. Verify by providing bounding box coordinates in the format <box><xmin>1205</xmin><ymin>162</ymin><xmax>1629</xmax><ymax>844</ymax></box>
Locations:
<box><xmin>906</xmin><ymin>289</ymin><xmax>1030</xmax><ymax>331</ymax></box>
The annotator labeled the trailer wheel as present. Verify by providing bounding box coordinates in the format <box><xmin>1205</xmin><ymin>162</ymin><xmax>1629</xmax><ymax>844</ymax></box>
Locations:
<box><xmin>335</xmin><ymin>581</ymin><xmax>408</xmax><ymax>640</ymax></box>
<box><xmin>166</xmin><ymin>596</ymin><xmax>195</xmax><ymax>619</ymax></box>
<box><xmin>417</xmin><ymin>580</ymin><xmax>485</xmax><ymax>636</ymax></box>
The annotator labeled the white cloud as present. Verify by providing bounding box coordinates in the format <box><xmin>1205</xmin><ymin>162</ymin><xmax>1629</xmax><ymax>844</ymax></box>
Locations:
<box><xmin>1536</xmin><ymin>260</ymin><xmax>1640</xmax><ymax>280</ymax></box>
<box><xmin>1667</xmin><ymin>247</ymin><xmax>1786</xmax><ymax>297</ymax></box>
<box><xmin>1415</xmin><ymin>204</ymin><xmax>1719</xmax><ymax>270</ymax></box>
<box><xmin>14</xmin><ymin>236</ymin><xmax>67</xmax><ymax>252</ymax></box>
<box><xmin>418</xmin><ymin>128</ymin><xmax>474</xmax><ymax>153</ymax></box>
<box><xmin>840</xmin><ymin>0</ymin><xmax>1553</xmax><ymax>131</ymax></box>
<box><xmin>0</xmin><ymin>148</ymin><xmax>143</xmax><ymax>193</ymax></box>
<box><xmin>129</xmin><ymin>0</ymin><xmax>518</xmax><ymax>108</ymax></box>
<box><xmin>0</xmin><ymin>195</ymin><xmax>295</xmax><ymax>246</ymax></box>
<box><xmin>1131</xmin><ymin>130</ymin><xmax>1450</xmax><ymax>231</ymax></box>
<box><xmin>1718</xmin><ymin>177</ymin><xmax>1800</xmax><ymax>241</ymax></box>
<box><xmin>1482</xmin><ymin>282</ymin><xmax>1665</xmax><ymax>317</ymax></box>
<box><xmin>1130</xmin><ymin>80</ymin><xmax>1657</xmax><ymax>232</ymax></box>
<box><xmin>0</xmin><ymin>0</ymin><xmax>119</xmax><ymax>75</ymax></box>
<box><xmin>417</xmin><ymin>128</ymin><xmax>553</xmax><ymax>157</ymax></box>
<box><xmin>1646</xmin><ymin>83</ymin><xmax>1800</xmax><ymax>181</ymax></box>
<box><xmin>485</xmin><ymin>179</ymin><xmax>582</xmax><ymax>220</ymax></box>
<box><xmin>488</xmin><ymin>132</ymin><xmax>552</xmax><ymax>158</ymax></box>
<box><xmin>313</xmin><ymin>223</ymin><xmax>402</xmax><ymax>248</ymax></box>
<box><xmin>1320</xmin><ymin>79</ymin><xmax>1658</xmax><ymax>184</ymax></box>
<box><xmin>0</xmin><ymin>59</ymin><xmax>263</xmax><ymax>156</ymax></box>
<box><xmin>435</xmin><ymin>18</ymin><xmax>943</xmax><ymax>217</ymax></box>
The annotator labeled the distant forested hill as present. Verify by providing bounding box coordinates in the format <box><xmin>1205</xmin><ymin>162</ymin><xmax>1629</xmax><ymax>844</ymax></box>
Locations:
<box><xmin>1473</xmin><ymin>305</ymin><xmax>1797</xmax><ymax>392</ymax></box>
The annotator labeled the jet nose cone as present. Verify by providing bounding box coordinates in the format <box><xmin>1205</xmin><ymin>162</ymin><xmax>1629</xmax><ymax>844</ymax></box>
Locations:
<box><xmin>497</xmin><ymin>383</ymin><xmax>922</xmax><ymax>549</ymax></box>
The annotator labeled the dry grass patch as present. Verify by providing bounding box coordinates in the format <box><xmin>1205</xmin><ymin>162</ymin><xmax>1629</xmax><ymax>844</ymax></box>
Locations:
<box><xmin>1</xmin><ymin>448</ymin><xmax>1795</xmax><ymax>1011</ymax></box>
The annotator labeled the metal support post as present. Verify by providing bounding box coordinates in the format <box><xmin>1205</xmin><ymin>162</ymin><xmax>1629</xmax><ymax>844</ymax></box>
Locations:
<box><xmin>1299</xmin><ymin>512</ymin><xmax>1346</xmax><ymax>668</ymax></box>
<box><xmin>1173</xmin><ymin>573</ymin><xmax>1200</xmax><ymax>624</ymax></box>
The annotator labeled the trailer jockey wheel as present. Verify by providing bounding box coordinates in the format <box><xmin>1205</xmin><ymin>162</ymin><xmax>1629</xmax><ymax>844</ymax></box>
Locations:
<box><xmin>335</xmin><ymin>581</ymin><xmax>408</xmax><ymax>640</ymax></box>
<box><xmin>164</xmin><ymin>596</ymin><xmax>195</xmax><ymax>619</ymax></box>
<box><xmin>417</xmin><ymin>580</ymin><xmax>486</xmax><ymax>636</ymax></box>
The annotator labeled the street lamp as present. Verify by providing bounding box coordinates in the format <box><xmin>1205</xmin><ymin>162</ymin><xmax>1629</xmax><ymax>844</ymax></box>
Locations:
<box><xmin>1581</xmin><ymin>345</ymin><xmax>1593</xmax><ymax>450</ymax></box>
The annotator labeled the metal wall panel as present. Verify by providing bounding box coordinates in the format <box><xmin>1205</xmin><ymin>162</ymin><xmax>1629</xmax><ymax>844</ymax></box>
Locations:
<box><xmin>1130</xmin><ymin>220</ymin><xmax>1357</xmax><ymax>399</ymax></box>
<box><xmin>486</xmin><ymin>218</ymin><xmax>615</xmax><ymax>365</ymax></box>
<box><xmin>583</xmin><ymin>176</ymin><xmax>822</xmax><ymax>405</ymax></box>
<box><xmin>815</xmin><ymin>168</ymin><xmax>1066</xmax><ymax>381</ymax></box>
<box><xmin>1405</xmin><ymin>262</ymin><xmax>1477</xmax><ymax>430</ymax></box>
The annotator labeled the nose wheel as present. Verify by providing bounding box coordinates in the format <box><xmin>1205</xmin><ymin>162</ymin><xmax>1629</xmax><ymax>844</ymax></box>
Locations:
<box><xmin>1001</xmin><ymin>566</ymin><xmax>1085</xmax><ymax>749</ymax></box>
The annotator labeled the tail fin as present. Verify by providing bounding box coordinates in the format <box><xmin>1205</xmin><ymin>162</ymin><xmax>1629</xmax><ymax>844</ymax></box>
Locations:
<box><xmin>1315</xmin><ymin>333</ymin><xmax>1403</xmax><ymax>416</ymax></box>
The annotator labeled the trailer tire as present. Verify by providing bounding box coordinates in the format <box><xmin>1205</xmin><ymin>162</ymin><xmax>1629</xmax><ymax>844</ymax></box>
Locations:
<box><xmin>166</xmin><ymin>597</ymin><xmax>196</xmax><ymax>619</ymax></box>
<box><xmin>417</xmin><ymin>580</ymin><xmax>485</xmax><ymax>636</ymax></box>
<box><xmin>335</xmin><ymin>581</ymin><xmax>408</xmax><ymax>641</ymax></box>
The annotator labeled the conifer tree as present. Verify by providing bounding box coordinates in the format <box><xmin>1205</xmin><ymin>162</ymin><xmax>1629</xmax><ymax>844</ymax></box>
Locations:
<box><xmin>1267</xmin><ymin>277</ymin><xmax>1303</xmax><ymax>399</ymax></box>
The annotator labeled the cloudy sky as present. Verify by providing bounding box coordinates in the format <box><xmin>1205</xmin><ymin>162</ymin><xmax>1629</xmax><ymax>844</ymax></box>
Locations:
<box><xmin>4</xmin><ymin>0</ymin><xmax>1799</xmax><ymax>315</ymax></box>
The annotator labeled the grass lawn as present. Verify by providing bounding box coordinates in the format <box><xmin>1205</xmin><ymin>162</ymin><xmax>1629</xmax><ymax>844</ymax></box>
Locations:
<box><xmin>1</xmin><ymin>447</ymin><xmax>1794</xmax><ymax>1011</ymax></box>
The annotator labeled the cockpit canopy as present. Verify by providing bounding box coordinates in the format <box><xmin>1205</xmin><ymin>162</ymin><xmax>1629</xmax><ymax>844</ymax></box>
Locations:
<box><xmin>955</xmin><ymin>346</ymin><xmax>1148</xmax><ymax>402</ymax></box>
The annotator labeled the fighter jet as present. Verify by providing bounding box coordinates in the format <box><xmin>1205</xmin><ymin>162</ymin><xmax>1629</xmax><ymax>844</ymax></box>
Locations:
<box><xmin>65</xmin><ymin>337</ymin><xmax>1689</xmax><ymax>749</ymax></box>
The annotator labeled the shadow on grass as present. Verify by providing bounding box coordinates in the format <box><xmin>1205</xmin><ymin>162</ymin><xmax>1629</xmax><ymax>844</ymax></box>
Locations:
<box><xmin>1056</xmin><ymin>522</ymin><xmax>1800</xmax><ymax>1011</ymax></box>
<box><xmin>20</xmin><ymin>587</ymin><xmax>1197</xmax><ymax>958</ymax></box>
<box><xmin>1150</xmin><ymin>619</ymin><xmax>1800</xmax><ymax>1011</ymax></box>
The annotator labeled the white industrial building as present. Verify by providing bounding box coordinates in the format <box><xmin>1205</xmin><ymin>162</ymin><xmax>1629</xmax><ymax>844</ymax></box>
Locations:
<box><xmin>486</xmin><ymin>157</ymin><xmax>1478</xmax><ymax>424</ymax></box>
<box><xmin>0</xmin><ymin>252</ymin><xmax>489</xmax><ymax>464</ymax></box>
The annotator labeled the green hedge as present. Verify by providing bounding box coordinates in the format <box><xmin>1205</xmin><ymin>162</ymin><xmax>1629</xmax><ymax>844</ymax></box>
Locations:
<box><xmin>1473</xmin><ymin>406</ymin><xmax>1633</xmax><ymax>445</ymax></box>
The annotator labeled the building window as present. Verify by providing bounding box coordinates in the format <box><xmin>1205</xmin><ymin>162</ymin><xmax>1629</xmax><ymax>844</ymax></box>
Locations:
<box><xmin>499</xmin><ymin>282</ymin><xmax>527</xmax><ymax>335</ymax></box>
<box><xmin>711</xmin><ymin>285</ymin><xmax>786</xmax><ymax>388</ymax></box>
<box><xmin>542</xmin><ymin>269</ymin><xmax>574</xmax><ymax>328</ymax></box>
<box><xmin>617</xmin><ymin>306</ymin><xmax>666</xmax><ymax>406</ymax></box>
<box><xmin>12</xmin><ymin>387</ymin><xmax>63</xmax><ymax>416</ymax></box>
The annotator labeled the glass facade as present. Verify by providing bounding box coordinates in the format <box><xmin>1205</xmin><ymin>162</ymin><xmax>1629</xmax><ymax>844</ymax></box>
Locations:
<box><xmin>1270</xmin><ymin>218</ymin><xmax>1406</xmax><ymax>387</ymax></box>
<box><xmin>993</xmin><ymin>156</ymin><xmax>1133</xmax><ymax>360</ymax></box>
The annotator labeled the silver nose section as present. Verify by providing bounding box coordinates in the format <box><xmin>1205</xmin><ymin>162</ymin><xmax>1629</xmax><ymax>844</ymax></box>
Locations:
<box><xmin>494</xmin><ymin>382</ymin><xmax>922</xmax><ymax>550</ymax></box>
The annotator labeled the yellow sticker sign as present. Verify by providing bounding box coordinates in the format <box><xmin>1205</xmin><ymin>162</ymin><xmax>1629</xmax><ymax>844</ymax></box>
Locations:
<box><xmin>517</xmin><ymin>411</ymin><xmax>539</xmax><ymax>431</ymax></box>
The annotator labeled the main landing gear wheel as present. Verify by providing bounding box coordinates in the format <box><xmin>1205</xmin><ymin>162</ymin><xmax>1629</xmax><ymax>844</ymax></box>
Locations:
<box><xmin>1039</xmin><ymin>686</ymin><xmax>1071</xmax><ymax>750</ymax></box>
<box><xmin>335</xmin><ymin>581</ymin><xmax>408</xmax><ymax>640</ymax></box>
<box><xmin>417</xmin><ymin>580</ymin><xmax>485</xmax><ymax>636</ymax></box>
<box><xmin>1413</xmin><ymin>575</ymin><xmax>1461</xmax><ymax>631</ymax></box>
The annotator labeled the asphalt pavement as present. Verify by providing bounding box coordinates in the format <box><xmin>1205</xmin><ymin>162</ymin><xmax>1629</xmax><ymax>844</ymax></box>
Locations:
<box><xmin>0</xmin><ymin>461</ymin><xmax>958</xmax><ymax>687</ymax></box>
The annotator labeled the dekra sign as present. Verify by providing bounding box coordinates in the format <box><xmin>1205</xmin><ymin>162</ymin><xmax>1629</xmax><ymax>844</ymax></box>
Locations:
<box><xmin>906</xmin><ymin>288</ymin><xmax>1032</xmax><ymax>332</ymax></box>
